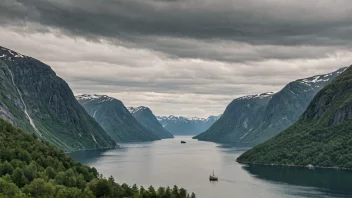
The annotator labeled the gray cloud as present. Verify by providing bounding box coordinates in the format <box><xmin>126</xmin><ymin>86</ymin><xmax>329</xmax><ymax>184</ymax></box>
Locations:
<box><xmin>3</xmin><ymin>0</ymin><xmax>350</xmax><ymax>43</ymax></box>
<box><xmin>1</xmin><ymin>1</ymin><xmax>352</xmax><ymax>53</ymax></box>
<box><xmin>0</xmin><ymin>1</ymin><xmax>351</xmax><ymax>116</ymax></box>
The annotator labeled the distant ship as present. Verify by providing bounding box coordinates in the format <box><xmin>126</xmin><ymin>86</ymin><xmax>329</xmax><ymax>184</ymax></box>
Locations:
<box><xmin>209</xmin><ymin>170</ymin><xmax>218</xmax><ymax>181</ymax></box>
<box><xmin>181</xmin><ymin>140</ymin><xmax>186</xmax><ymax>143</ymax></box>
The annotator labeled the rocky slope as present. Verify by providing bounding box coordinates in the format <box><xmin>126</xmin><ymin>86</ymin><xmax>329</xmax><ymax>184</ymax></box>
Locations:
<box><xmin>76</xmin><ymin>94</ymin><xmax>160</xmax><ymax>142</ymax></box>
<box><xmin>194</xmin><ymin>93</ymin><xmax>274</xmax><ymax>143</ymax></box>
<box><xmin>195</xmin><ymin>68</ymin><xmax>346</xmax><ymax>144</ymax></box>
<box><xmin>157</xmin><ymin>115</ymin><xmax>221</xmax><ymax>136</ymax></box>
<box><xmin>0</xmin><ymin>46</ymin><xmax>115</xmax><ymax>152</ymax></box>
<box><xmin>237</xmin><ymin>66</ymin><xmax>352</xmax><ymax>168</ymax></box>
<box><xmin>128</xmin><ymin>106</ymin><xmax>174</xmax><ymax>139</ymax></box>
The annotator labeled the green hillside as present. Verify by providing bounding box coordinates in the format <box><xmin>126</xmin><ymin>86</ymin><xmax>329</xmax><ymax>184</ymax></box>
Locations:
<box><xmin>195</xmin><ymin>68</ymin><xmax>345</xmax><ymax>145</ymax></box>
<box><xmin>237</xmin><ymin>66</ymin><xmax>352</xmax><ymax>168</ymax></box>
<box><xmin>0</xmin><ymin>118</ymin><xmax>195</xmax><ymax>197</ymax></box>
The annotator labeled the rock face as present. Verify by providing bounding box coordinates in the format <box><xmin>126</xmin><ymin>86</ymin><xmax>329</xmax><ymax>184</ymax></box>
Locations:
<box><xmin>128</xmin><ymin>106</ymin><xmax>174</xmax><ymax>139</ymax></box>
<box><xmin>0</xmin><ymin>103</ymin><xmax>14</xmax><ymax>125</ymax></box>
<box><xmin>195</xmin><ymin>68</ymin><xmax>346</xmax><ymax>145</ymax></box>
<box><xmin>237</xmin><ymin>65</ymin><xmax>352</xmax><ymax>168</ymax></box>
<box><xmin>156</xmin><ymin>115</ymin><xmax>221</xmax><ymax>136</ymax></box>
<box><xmin>194</xmin><ymin>93</ymin><xmax>273</xmax><ymax>143</ymax></box>
<box><xmin>76</xmin><ymin>94</ymin><xmax>160</xmax><ymax>142</ymax></box>
<box><xmin>0</xmin><ymin>46</ymin><xmax>115</xmax><ymax>152</ymax></box>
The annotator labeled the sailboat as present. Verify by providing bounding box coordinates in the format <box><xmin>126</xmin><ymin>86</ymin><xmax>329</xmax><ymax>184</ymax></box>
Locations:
<box><xmin>181</xmin><ymin>140</ymin><xmax>186</xmax><ymax>144</ymax></box>
<box><xmin>209</xmin><ymin>170</ymin><xmax>218</xmax><ymax>181</ymax></box>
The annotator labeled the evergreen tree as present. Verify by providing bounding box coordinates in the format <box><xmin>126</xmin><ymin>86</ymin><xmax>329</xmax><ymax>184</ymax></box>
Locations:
<box><xmin>0</xmin><ymin>118</ymin><xmax>196</xmax><ymax>198</ymax></box>
<box><xmin>0</xmin><ymin>161</ymin><xmax>13</xmax><ymax>176</ymax></box>
<box><xmin>11</xmin><ymin>167</ymin><xmax>24</xmax><ymax>187</ymax></box>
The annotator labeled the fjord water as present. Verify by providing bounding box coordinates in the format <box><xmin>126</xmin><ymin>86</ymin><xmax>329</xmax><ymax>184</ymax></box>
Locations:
<box><xmin>69</xmin><ymin>137</ymin><xmax>352</xmax><ymax>198</ymax></box>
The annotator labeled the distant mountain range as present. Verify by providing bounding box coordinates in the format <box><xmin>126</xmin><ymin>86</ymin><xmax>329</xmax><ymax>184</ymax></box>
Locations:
<box><xmin>238</xmin><ymin>65</ymin><xmax>352</xmax><ymax>169</ymax></box>
<box><xmin>157</xmin><ymin>115</ymin><xmax>221</xmax><ymax>136</ymax></box>
<box><xmin>0</xmin><ymin>46</ymin><xmax>115</xmax><ymax>152</ymax></box>
<box><xmin>195</xmin><ymin>67</ymin><xmax>347</xmax><ymax>145</ymax></box>
<box><xmin>76</xmin><ymin>94</ymin><xmax>161</xmax><ymax>142</ymax></box>
<box><xmin>128</xmin><ymin>106</ymin><xmax>174</xmax><ymax>139</ymax></box>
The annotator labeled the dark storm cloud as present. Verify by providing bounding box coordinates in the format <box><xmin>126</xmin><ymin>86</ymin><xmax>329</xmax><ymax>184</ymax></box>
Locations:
<box><xmin>1</xmin><ymin>0</ymin><xmax>352</xmax><ymax>62</ymax></box>
<box><xmin>1</xmin><ymin>0</ymin><xmax>352</xmax><ymax>116</ymax></box>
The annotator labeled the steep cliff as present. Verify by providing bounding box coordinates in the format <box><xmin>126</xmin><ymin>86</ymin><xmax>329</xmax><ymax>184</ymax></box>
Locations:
<box><xmin>194</xmin><ymin>93</ymin><xmax>273</xmax><ymax>143</ymax></box>
<box><xmin>238</xmin><ymin>66</ymin><xmax>352</xmax><ymax>168</ymax></box>
<box><xmin>0</xmin><ymin>46</ymin><xmax>115</xmax><ymax>152</ymax></box>
<box><xmin>128</xmin><ymin>106</ymin><xmax>174</xmax><ymax>139</ymax></box>
<box><xmin>77</xmin><ymin>95</ymin><xmax>160</xmax><ymax>142</ymax></box>
<box><xmin>195</xmin><ymin>68</ymin><xmax>346</xmax><ymax>144</ymax></box>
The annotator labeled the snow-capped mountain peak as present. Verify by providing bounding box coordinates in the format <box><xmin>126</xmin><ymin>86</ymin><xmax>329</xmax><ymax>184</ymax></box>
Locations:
<box><xmin>298</xmin><ymin>68</ymin><xmax>347</xmax><ymax>85</ymax></box>
<box><xmin>0</xmin><ymin>46</ymin><xmax>27</xmax><ymax>61</ymax></box>
<box><xmin>298</xmin><ymin>74</ymin><xmax>331</xmax><ymax>85</ymax></box>
<box><xmin>157</xmin><ymin>114</ymin><xmax>221</xmax><ymax>135</ymax></box>
<box><xmin>156</xmin><ymin>115</ymin><xmax>220</xmax><ymax>122</ymax></box>
<box><xmin>128</xmin><ymin>106</ymin><xmax>149</xmax><ymax>114</ymax></box>
<box><xmin>75</xmin><ymin>94</ymin><xmax>114</xmax><ymax>102</ymax></box>
<box><xmin>296</xmin><ymin>67</ymin><xmax>347</xmax><ymax>91</ymax></box>
<box><xmin>236</xmin><ymin>92</ymin><xmax>275</xmax><ymax>101</ymax></box>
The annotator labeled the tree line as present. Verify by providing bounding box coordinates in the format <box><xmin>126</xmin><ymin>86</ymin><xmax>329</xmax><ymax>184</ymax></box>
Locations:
<box><xmin>0</xmin><ymin>118</ymin><xmax>196</xmax><ymax>198</ymax></box>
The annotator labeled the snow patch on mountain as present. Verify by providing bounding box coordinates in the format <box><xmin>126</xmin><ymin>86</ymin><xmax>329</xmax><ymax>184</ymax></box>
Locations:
<box><xmin>128</xmin><ymin>106</ymin><xmax>149</xmax><ymax>114</ymax></box>
<box><xmin>236</xmin><ymin>92</ymin><xmax>275</xmax><ymax>101</ymax></box>
<box><xmin>297</xmin><ymin>67</ymin><xmax>347</xmax><ymax>91</ymax></box>
<box><xmin>0</xmin><ymin>47</ymin><xmax>27</xmax><ymax>61</ymax></box>
<box><xmin>157</xmin><ymin>115</ymin><xmax>221</xmax><ymax>122</ymax></box>
<box><xmin>298</xmin><ymin>75</ymin><xmax>330</xmax><ymax>85</ymax></box>
<box><xmin>298</xmin><ymin>68</ymin><xmax>347</xmax><ymax>85</ymax></box>
<box><xmin>76</xmin><ymin>94</ymin><xmax>114</xmax><ymax>102</ymax></box>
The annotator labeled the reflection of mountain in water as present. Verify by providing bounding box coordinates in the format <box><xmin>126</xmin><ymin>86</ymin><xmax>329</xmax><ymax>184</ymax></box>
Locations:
<box><xmin>243</xmin><ymin>165</ymin><xmax>352</xmax><ymax>196</ymax></box>
<box><xmin>216</xmin><ymin>143</ymin><xmax>253</xmax><ymax>149</ymax></box>
<box><xmin>68</xmin><ymin>148</ymin><xmax>126</xmax><ymax>164</ymax></box>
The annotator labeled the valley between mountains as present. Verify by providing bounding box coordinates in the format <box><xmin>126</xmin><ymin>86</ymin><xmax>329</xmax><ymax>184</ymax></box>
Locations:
<box><xmin>0</xmin><ymin>46</ymin><xmax>219</xmax><ymax>152</ymax></box>
<box><xmin>2</xmin><ymin>45</ymin><xmax>352</xmax><ymax>198</ymax></box>
<box><xmin>1</xmin><ymin>46</ymin><xmax>352</xmax><ymax>170</ymax></box>
<box><xmin>195</xmin><ymin>67</ymin><xmax>347</xmax><ymax>145</ymax></box>
<box><xmin>4</xmin><ymin>1</ymin><xmax>352</xmax><ymax>197</ymax></box>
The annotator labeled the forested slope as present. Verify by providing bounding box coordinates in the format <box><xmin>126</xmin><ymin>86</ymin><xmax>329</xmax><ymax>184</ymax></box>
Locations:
<box><xmin>0</xmin><ymin>118</ymin><xmax>195</xmax><ymax>198</ymax></box>
<box><xmin>237</xmin><ymin>66</ymin><xmax>352</xmax><ymax>169</ymax></box>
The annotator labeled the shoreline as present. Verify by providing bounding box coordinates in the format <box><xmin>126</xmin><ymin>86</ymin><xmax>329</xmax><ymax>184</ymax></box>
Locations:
<box><xmin>236</xmin><ymin>161</ymin><xmax>352</xmax><ymax>171</ymax></box>
<box><xmin>64</xmin><ymin>145</ymin><xmax>120</xmax><ymax>154</ymax></box>
<box><xmin>64</xmin><ymin>137</ymin><xmax>176</xmax><ymax>154</ymax></box>
<box><xmin>193</xmin><ymin>138</ymin><xmax>255</xmax><ymax>147</ymax></box>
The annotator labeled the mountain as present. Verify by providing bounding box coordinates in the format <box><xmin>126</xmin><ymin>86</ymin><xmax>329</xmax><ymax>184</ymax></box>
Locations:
<box><xmin>76</xmin><ymin>94</ymin><xmax>160</xmax><ymax>142</ymax></box>
<box><xmin>251</xmin><ymin>68</ymin><xmax>347</xmax><ymax>144</ymax></box>
<box><xmin>0</xmin><ymin>46</ymin><xmax>115</xmax><ymax>152</ymax></box>
<box><xmin>157</xmin><ymin>115</ymin><xmax>221</xmax><ymax>136</ymax></box>
<box><xmin>194</xmin><ymin>93</ymin><xmax>274</xmax><ymax>143</ymax></box>
<box><xmin>128</xmin><ymin>106</ymin><xmax>174</xmax><ymax>139</ymax></box>
<box><xmin>0</xmin><ymin>118</ymin><xmax>195</xmax><ymax>197</ymax></box>
<box><xmin>237</xmin><ymin>65</ymin><xmax>352</xmax><ymax>169</ymax></box>
<box><xmin>195</xmin><ymin>68</ymin><xmax>346</xmax><ymax>145</ymax></box>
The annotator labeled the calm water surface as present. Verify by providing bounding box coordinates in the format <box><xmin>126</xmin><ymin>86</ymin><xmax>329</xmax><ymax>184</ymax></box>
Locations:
<box><xmin>69</xmin><ymin>136</ymin><xmax>352</xmax><ymax>198</ymax></box>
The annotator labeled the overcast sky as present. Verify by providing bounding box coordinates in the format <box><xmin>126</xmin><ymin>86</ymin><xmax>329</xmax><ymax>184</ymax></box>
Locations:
<box><xmin>1</xmin><ymin>0</ymin><xmax>352</xmax><ymax>117</ymax></box>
